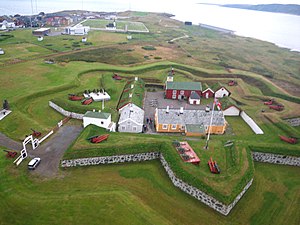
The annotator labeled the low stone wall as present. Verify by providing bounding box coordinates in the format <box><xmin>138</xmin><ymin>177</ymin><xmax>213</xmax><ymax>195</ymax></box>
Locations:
<box><xmin>159</xmin><ymin>155</ymin><xmax>253</xmax><ymax>215</ymax></box>
<box><xmin>252</xmin><ymin>152</ymin><xmax>300</xmax><ymax>166</ymax></box>
<box><xmin>61</xmin><ymin>152</ymin><xmax>160</xmax><ymax>167</ymax></box>
<box><xmin>49</xmin><ymin>101</ymin><xmax>84</xmax><ymax>120</ymax></box>
<box><xmin>61</xmin><ymin>152</ymin><xmax>253</xmax><ymax>216</ymax></box>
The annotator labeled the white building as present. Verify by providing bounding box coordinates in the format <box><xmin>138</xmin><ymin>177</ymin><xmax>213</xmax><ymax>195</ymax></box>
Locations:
<box><xmin>223</xmin><ymin>105</ymin><xmax>241</xmax><ymax>116</ymax></box>
<box><xmin>118</xmin><ymin>103</ymin><xmax>144</xmax><ymax>133</ymax></box>
<box><xmin>83</xmin><ymin>90</ymin><xmax>111</xmax><ymax>102</ymax></box>
<box><xmin>0</xmin><ymin>20</ymin><xmax>15</xmax><ymax>30</ymax></box>
<box><xmin>83</xmin><ymin>110</ymin><xmax>115</xmax><ymax>132</ymax></box>
<box><xmin>0</xmin><ymin>48</ymin><xmax>4</xmax><ymax>55</ymax></box>
<box><xmin>65</xmin><ymin>25</ymin><xmax>90</xmax><ymax>35</ymax></box>
<box><xmin>189</xmin><ymin>91</ymin><xmax>201</xmax><ymax>105</ymax></box>
<box><xmin>215</xmin><ymin>86</ymin><xmax>231</xmax><ymax>98</ymax></box>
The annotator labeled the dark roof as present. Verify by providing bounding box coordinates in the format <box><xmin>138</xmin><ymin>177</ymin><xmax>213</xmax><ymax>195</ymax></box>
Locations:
<box><xmin>190</xmin><ymin>91</ymin><xmax>200</xmax><ymax>99</ymax></box>
<box><xmin>166</xmin><ymin>82</ymin><xmax>202</xmax><ymax>91</ymax></box>
<box><xmin>106</xmin><ymin>23</ymin><xmax>115</xmax><ymax>28</ymax></box>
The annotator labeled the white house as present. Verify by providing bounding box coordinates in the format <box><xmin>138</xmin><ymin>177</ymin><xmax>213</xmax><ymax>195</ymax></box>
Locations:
<box><xmin>215</xmin><ymin>86</ymin><xmax>231</xmax><ymax>98</ymax></box>
<box><xmin>65</xmin><ymin>25</ymin><xmax>90</xmax><ymax>35</ymax></box>
<box><xmin>83</xmin><ymin>110</ymin><xmax>115</xmax><ymax>131</ymax></box>
<box><xmin>118</xmin><ymin>103</ymin><xmax>144</xmax><ymax>133</ymax></box>
<box><xmin>0</xmin><ymin>48</ymin><xmax>4</xmax><ymax>55</ymax></box>
<box><xmin>189</xmin><ymin>91</ymin><xmax>201</xmax><ymax>105</ymax></box>
<box><xmin>223</xmin><ymin>105</ymin><xmax>241</xmax><ymax>116</ymax></box>
<box><xmin>0</xmin><ymin>20</ymin><xmax>15</xmax><ymax>30</ymax></box>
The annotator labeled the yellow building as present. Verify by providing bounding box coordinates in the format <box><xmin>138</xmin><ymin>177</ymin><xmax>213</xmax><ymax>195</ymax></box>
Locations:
<box><xmin>155</xmin><ymin>107</ymin><xmax>226</xmax><ymax>135</ymax></box>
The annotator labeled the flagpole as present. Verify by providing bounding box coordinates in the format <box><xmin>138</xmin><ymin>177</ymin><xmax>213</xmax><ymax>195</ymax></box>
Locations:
<box><xmin>204</xmin><ymin>98</ymin><xmax>216</xmax><ymax>150</ymax></box>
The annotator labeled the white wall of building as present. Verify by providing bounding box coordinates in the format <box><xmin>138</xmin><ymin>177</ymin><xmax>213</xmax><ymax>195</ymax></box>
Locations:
<box><xmin>189</xmin><ymin>98</ymin><xmax>200</xmax><ymax>105</ymax></box>
<box><xmin>215</xmin><ymin>87</ymin><xmax>230</xmax><ymax>98</ymax></box>
<box><xmin>240</xmin><ymin>111</ymin><xmax>264</xmax><ymax>134</ymax></box>
<box><xmin>83</xmin><ymin>115</ymin><xmax>111</xmax><ymax>129</ymax></box>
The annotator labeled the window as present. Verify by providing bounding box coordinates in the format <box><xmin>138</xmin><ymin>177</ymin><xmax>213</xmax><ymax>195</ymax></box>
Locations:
<box><xmin>172</xmin><ymin>94</ymin><xmax>176</xmax><ymax>99</ymax></box>
<box><xmin>163</xmin><ymin>124</ymin><xmax>168</xmax><ymax>129</ymax></box>
<box><xmin>172</xmin><ymin>124</ymin><xmax>177</xmax><ymax>130</ymax></box>
<box><xmin>101</xmin><ymin>121</ymin><xmax>104</xmax><ymax>125</ymax></box>
<box><xmin>181</xmin><ymin>125</ymin><xmax>185</xmax><ymax>130</ymax></box>
<box><xmin>180</xmin><ymin>90</ymin><xmax>185</xmax><ymax>95</ymax></box>
<box><xmin>172</xmin><ymin>90</ymin><xmax>176</xmax><ymax>94</ymax></box>
<box><xmin>121</xmin><ymin>126</ymin><xmax>125</xmax><ymax>130</ymax></box>
<box><xmin>133</xmin><ymin>126</ymin><xmax>137</xmax><ymax>131</ymax></box>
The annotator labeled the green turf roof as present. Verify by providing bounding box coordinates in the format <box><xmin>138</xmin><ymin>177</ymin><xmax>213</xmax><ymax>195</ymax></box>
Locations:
<box><xmin>210</xmin><ymin>82</ymin><xmax>224</xmax><ymax>91</ymax></box>
<box><xmin>166</xmin><ymin>81</ymin><xmax>202</xmax><ymax>91</ymax></box>
<box><xmin>117</xmin><ymin>78</ymin><xmax>145</xmax><ymax>110</ymax></box>
<box><xmin>186</xmin><ymin>124</ymin><xmax>205</xmax><ymax>133</ymax></box>
<box><xmin>218</xmin><ymin>97</ymin><xmax>240</xmax><ymax>110</ymax></box>
<box><xmin>84</xmin><ymin>111</ymin><xmax>111</xmax><ymax>119</ymax></box>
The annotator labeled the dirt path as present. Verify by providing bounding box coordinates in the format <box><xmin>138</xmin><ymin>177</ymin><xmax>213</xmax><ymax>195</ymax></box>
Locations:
<box><xmin>28</xmin><ymin>125</ymin><xmax>83</xmax><ymax>178</ymax></box>
<box><xmin>0</xmin><ymin>132</ymin><xmax>22</xmax><ymax>151</ymax></box>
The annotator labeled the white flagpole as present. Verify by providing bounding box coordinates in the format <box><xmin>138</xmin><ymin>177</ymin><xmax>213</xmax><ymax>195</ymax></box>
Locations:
<box><xmin>204</xmin><ymin>98</ymin><xmax>216</xmax><ymax>149</ymax></box>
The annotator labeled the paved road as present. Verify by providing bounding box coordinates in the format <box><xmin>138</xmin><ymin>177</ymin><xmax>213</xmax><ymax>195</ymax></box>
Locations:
<box><xmin>0</xmin><ymin>132</ymin><xmax>22</xmax><ymax>150</ymax></box>
<box><xmin>28</xmin><ymin>125</ymin><xmax>83</xmax><ymax>177</ymax></box>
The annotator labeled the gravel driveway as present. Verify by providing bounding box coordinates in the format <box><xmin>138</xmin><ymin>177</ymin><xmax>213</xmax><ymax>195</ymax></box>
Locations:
<box><xmin>28</xmin><ymin>125</ymin><xmax>83</xmax><ymax>177</ymax></box>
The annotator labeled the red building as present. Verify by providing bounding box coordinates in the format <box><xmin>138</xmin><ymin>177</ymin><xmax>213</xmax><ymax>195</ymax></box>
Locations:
<box><xmin>202</xmin><ymin>88</ymin><xmax>214</xmax><ymax>98</ymax></box>
<box><xmin>165</xmin><ymin>82</ymin><xmax>202</xmax><ymax>100</ymax></box>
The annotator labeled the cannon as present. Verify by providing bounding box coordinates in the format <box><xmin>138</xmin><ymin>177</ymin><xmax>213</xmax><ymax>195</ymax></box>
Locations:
<box><xmin>3</xmin><ymin>150</ymin><xmax>17</xmax><ymax>158</ymax></box>
<box><xmin>88</xmin><ymin>134</ymin><xmax>110</xmax><ymax>143</ymax></box>
<box><xmin>31</xmin><ymin>128</ymin><xmax>41</xmax><ymax>138</ymax></box>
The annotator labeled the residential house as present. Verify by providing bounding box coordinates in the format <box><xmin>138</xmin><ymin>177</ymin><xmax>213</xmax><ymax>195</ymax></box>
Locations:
<box><xmin>83</xmin><ymin>110</ymin><xmax>116</xmax><ymax>131</ymax></box>
<box><xmin>118</xmin><ymin>103</ymin><xmax>144</xmax><ymax>133</ymax></box>
<box><xmin>212</xmin><ymin>83</ymin><xmax>231</xmax><ymax>98</ymax></box>
<box><xmin>189</xmin><ymin>91</ymin><xmax>201</xmax><ymax>105</ymax></box>
<box><xmin>202</xmin><ymin>83</ymin><xmax>214</xmax><ymax>99</ymax></box>
<box><xmin>165</xmin><ymin>81</ymin><xmax>202</xmax><ymax>100</ymax></box>
<box><xmin>155</xmin><ymin>107</ymin><xmax>226</xmax><ymax>135</ymax></box>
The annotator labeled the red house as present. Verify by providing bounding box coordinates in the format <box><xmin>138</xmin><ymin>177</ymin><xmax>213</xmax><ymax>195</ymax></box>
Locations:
<box><xmin>202</xmin><ymin>87</ymin><xmax>214</xmax><ymax>98</ymax></box>
<box><xmin>165</xmin><ymin>82</ymin><xmax>202</xmax><ymax>100</ymax></box>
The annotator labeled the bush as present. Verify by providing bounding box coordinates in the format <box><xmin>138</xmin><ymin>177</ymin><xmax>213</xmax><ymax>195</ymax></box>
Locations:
<box><xmin>154</xmin><ymin>56</ymin><xmax>162</xmax><ymax>60</ymax></box>
<box><xmin>142</xmin><ymin>46</ymin><xmax>156</xmax><ymax>50</ymax></box>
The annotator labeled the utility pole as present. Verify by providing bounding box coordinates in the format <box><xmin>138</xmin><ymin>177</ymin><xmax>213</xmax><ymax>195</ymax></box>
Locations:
<box><xmin>204</xmin><ymin>99</ymin><xmax>216</xmax><ymax>150</ymax></box>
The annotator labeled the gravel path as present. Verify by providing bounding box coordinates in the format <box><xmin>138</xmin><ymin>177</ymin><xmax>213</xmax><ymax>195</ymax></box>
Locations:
<box><xmin>28</xmin><ymin>125</ymin><xmax>83</xmax><ymax>178</ymax></box>
<box><xmin>0</xmin><ymin>132</ymin><xmax>22</xmax><ymax>150</ymax></box>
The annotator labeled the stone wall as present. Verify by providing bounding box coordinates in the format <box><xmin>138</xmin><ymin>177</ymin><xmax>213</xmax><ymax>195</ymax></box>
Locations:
<box><xmin>49</xmin><ymin>101</ymin><xmax>84</xmax><ymax>120</ymax></box>
<box><xmin>61</xmin><ymin>152</ymin><xmax>160</xmax><ymax>167</ymax></box>
<box><xmin>61</xmin><ymin>152</ymin><xmax>253</xmax><ymax>216</ymax></box>
<box><xmin>252</xmin><ymin>152</ymin><xmax>300</xmax><ymax>166</ymax></box>
<box><xmin>159</xmin><ymin>154</ymin><xmax>253</xmax><ymax>216</ymax></box>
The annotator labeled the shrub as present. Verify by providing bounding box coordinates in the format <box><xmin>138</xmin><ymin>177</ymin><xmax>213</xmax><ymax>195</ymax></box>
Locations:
<box><xmin>154</xmin><ymin>56</ymin><xmax>162</xmax><ymax>60</ymax></box>
<box><xmin>142</xmin><ymin>46</ymin><xmax>156</xmax><ymax>50</ymax></box>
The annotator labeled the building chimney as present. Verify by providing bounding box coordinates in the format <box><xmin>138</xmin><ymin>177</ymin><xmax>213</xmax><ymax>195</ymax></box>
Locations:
<box><xmin>135</xmin><ymin>76</ymin><xmax>138</xmax><ymax>81</ymax></box>
<box><xmin>180</xmin><ymin>107</ymin><xmax>184</xmax><ymax>114</ymax></box>
<box><xmin>129</xmin><ymin>93</ymin><xmax>133</xmax><ymax>98</ymax></box>
<box><xmin>166</xmin><ymin>106</ymin><xmax>169</xmax><ymax>113</ymax></box>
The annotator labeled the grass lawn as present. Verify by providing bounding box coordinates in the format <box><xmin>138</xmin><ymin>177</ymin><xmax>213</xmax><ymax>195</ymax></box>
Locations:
<box><xmin>64</xmin><ymin>125</ymin><xmax>253</xmax><ymax>203</ymax></box>
<box><xmin>82</xmin><ymin>19</ymin><xmax>148</xmax><ymax>32</ymax></box>
<box><xmin>0</xmin><ymin>154</ymin><xmax>299</xmax><ymax>225</ymax></box>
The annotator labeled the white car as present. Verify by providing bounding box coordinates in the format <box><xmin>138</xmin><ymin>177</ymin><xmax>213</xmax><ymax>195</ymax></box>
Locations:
<box><xmin>28</xmin><ymin>157</ymin><xmax>41</xmax><ymax>170</ymax></box>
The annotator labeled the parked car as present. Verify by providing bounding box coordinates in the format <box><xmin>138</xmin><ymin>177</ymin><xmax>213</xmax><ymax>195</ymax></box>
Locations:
<box><xmin>28</xmin><ymin>157</ymin><xmax>41</xmax><ymax>170</ymax></box>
